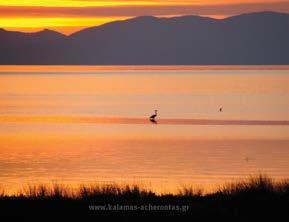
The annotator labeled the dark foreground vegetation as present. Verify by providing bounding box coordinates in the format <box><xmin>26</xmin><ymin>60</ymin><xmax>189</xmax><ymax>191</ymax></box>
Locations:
<box><xmin>1</xmin><ymin>175</ymin><xmax>289</xmax><ymax>221</ymax></box>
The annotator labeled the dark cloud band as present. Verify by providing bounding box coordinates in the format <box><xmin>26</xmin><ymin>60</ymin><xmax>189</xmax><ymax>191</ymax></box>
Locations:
<box><xmin>0</xmin><ymin>2</ymin><xmax>288</xmax><ymax>18</ymax></box>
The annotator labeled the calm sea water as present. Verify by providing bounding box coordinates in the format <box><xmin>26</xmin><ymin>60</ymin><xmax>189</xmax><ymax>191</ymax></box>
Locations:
<box><xmin>0</xmin><ymin>66</ymin><xmax>289</xmax><ymax>193</ymax></box>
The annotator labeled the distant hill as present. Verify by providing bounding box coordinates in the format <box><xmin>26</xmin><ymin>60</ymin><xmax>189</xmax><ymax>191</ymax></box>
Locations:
<box><xmin>0</xmin><ymin>11</ymin><xmax>289</xmax><ymax>65</ymax></box>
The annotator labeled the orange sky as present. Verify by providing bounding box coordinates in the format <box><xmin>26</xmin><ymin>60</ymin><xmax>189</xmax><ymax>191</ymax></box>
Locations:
<box><xmin>1</xmin><ymin>0</ymin><xmax>289</xmax><ymax>34</ymax></box>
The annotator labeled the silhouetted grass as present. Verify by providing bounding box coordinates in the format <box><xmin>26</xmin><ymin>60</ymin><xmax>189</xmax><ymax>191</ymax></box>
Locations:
<box><xmin>217</xmin><ymin>175</ymin><xmax>276</xmax><ymax>196</ymax></box>
<box><xmin>2</xmin><ymin>175</ymin><xmax>287</xmax><ymax>199</ymax></box>
<box><xmin>1</xmin><ymin>175</ymin><xmax>289</xmax><ymax>221</ymax></box>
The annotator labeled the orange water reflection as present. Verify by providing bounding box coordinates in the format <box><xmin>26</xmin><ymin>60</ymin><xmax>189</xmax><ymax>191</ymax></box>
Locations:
<box><xmin>0</xmin><ymin>66</ymin><xmax>289</xmax><ymax>194</ymax></box>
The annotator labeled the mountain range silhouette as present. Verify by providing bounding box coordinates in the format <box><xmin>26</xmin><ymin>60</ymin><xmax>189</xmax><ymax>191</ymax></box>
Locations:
<box><xmin>0</xmin><ymin>11</ymin><xmax>288</xmax><ymax>65</ymax></box>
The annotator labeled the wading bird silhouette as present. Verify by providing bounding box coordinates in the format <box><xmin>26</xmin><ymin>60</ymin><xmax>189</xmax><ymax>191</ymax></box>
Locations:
<box><xmin>149</xmin><ymin>110</ymin><xmax>158</xmax><ymax>123</ymax></box>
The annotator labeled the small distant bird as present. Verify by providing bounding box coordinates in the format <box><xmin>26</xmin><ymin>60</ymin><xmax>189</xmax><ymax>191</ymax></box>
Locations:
<box><xmin>219</xmin><ymin>107</ymin><xmax>223</xmax><ymax>112</ymax></box>
<box><xmin>245</xmin><ymin>157</ymin><xmax>249</xmax><ymax>163</ymax></box>
<box><xmin>150</xmin><ymin>110</ymin><xmax>158</xmax><ymax>121</ymax></box>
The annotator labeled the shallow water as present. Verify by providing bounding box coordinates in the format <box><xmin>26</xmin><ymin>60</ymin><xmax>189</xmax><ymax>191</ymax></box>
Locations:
<box><xmin>0</xmin><ymin>66</ymin><xmax>289</xmax><ymax>193</ymax></box>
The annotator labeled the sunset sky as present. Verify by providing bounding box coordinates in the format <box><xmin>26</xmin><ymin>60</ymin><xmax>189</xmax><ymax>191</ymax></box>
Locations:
<box><xmin>1</xmin><ymin>0</ymin><xmax>289</xmax><ymax>34</ymax></box>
